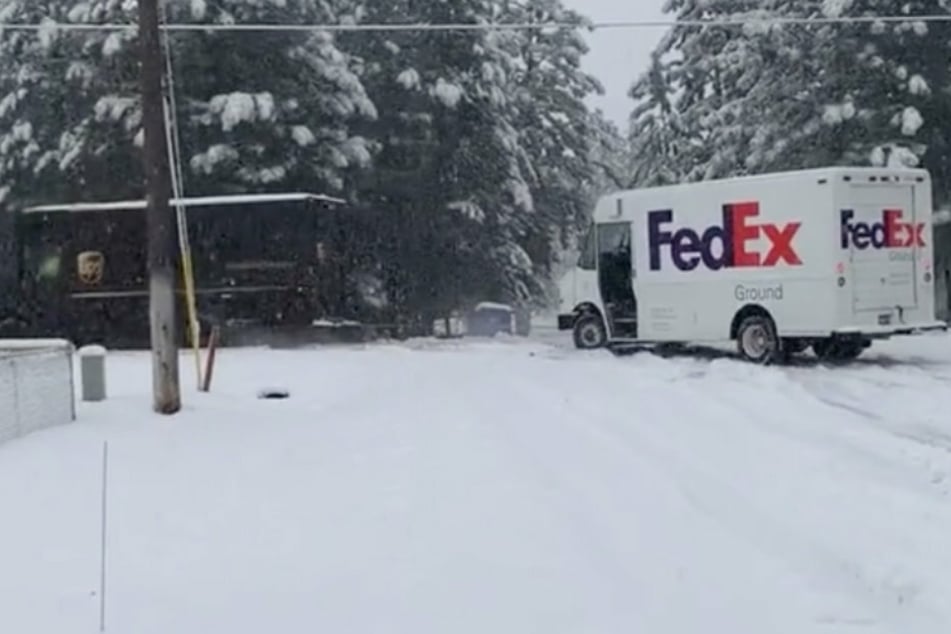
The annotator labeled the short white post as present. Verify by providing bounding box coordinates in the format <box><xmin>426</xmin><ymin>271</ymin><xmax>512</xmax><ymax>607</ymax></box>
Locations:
<box><xmin>79</xmin><ymin>345</ymin><xmax>107</xmax><ymax>402</ymax></box>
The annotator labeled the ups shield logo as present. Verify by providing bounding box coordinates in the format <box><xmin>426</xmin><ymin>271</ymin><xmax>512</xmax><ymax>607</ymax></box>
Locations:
<box><xmin>77</xmin><ymin>251</ymin><xmax>105</xmax><ymax>285</ymax></box>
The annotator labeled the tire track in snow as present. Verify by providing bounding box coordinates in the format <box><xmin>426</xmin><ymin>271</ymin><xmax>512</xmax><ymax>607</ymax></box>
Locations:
<box><xmin>352</xmin><ymin>354</ymin><xmax>665</xmax><ymax>634</ymax></box>
<box><xmin>788</xmin><ymin>368</ymin><xmax>951</xmax><ymax>461</ymax></box>
<box><xmin>502</xmin><ymin>359</ymin><xmax>951</xmax><ymax>634</ymax></box>
<box><xmin>655</xmin><ymin>358</ymin><xmax>951</xmax><ymax>505</ymax></box>
<box><xmin>431</xmin><ymin>368</ymin><xmax>661</xmax><ymax>632</ymax></box>
<box><xmin>454</xmin><ymin>362</ymin><xmax>892</xmax><ymax>633</ymax></box>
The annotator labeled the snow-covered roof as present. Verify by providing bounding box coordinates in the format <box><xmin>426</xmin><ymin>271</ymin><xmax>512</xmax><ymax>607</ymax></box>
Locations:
<box><xmin>22</xmin><ymin>192</ymin><xmax>346</xmax><ymax>214</ymax></box>
<box><xmin>474</xmin><ymin>302</ymin><xmax>514</xmax><ymax>313</ymax></box>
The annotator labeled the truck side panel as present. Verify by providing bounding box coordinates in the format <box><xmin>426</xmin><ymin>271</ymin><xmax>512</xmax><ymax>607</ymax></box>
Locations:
<box><xmin>629</xmin><ymin>174</ymin><xmax>837</xmax><ymax>342</ymax></box>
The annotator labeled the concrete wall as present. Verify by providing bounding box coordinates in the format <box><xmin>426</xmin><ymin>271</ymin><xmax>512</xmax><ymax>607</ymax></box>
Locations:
<box><xmin>0</xmin><ymin>340</ymin><xmax>76</xmax><ymax>445</ymax></box>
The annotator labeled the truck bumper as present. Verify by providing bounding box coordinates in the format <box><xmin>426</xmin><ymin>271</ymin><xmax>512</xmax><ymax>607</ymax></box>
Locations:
<box><xmin>833</xmin><ymin>320</ymin><xmax>948</xmax><ymax>338</ymax></box>
<box><xmin>557</xmin><ymin>313</ymin><xmax>576</xmax><ymax>331</ymax></box>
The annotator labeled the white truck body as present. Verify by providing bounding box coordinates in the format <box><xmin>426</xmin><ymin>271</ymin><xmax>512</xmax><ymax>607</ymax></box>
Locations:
<box><xmin>558</xmin><ymin>167</ymin><xmax>945</xmax><ymax>358</ymax></box>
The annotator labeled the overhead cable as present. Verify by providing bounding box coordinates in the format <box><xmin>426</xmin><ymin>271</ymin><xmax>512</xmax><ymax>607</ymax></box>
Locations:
<box><xmin>0</xmin><ymin>14</ymin><xmax>949</xmax><ymax>34</ymax></box>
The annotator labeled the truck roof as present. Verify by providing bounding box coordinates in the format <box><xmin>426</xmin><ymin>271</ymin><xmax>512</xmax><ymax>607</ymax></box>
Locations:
<box><xmin>21</xmin><ymin>192</ymin><xmax>346</xmax><ymax>214</ymax></box>
<box><xmin>593</xmin><ymin>166</ymin><xmax>930</xmax><ymax>223</ymax></box>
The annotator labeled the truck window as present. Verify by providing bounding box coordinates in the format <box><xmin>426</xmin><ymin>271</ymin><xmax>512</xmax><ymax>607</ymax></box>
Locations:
<box><xmin>578</xmin><ymin>224</ymin><xmax>596</xmax><ymax>270</ymax></box>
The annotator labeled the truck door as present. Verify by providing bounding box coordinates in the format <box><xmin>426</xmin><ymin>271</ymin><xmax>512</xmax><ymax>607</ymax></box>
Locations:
<box><xmin>597</xmin><ymin>221</ymin><xmax>637</xmax><ymax>338</ymax></box>
<box><xmin>843</xmin><ymin>183</ymin><xmax>918</xmax><ymax>313</ymax></box>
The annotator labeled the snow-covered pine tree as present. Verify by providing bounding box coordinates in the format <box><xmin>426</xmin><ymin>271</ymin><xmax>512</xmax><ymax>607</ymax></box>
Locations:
<box><xmin>645</xmin><ymin>0</ymin><xmax>755</xmax><ymax>181</ymax></box>
<box><xmin>627</xmin><ymin>50</ymin><xmax>689</xmax><ymax>187</ymax></box>
<box><xmin>630</xmin><ymin>0</ymin><xmax>951</xmax><ymax>206</ymax></box>
<box><xmin>0</xmin><ymin>0</ymin><xmax>377</xmax><ymax>207</ymax></box>
<box><xmin>342</xmin><ymin>0</ymin><xmax>545</xmax><ymax>319</ymax></box>
<box><xmin>168</xmin><ymin>0</ymin><xmax>377</xmax><ymax>195</ymax></box>
<box><xmin>0</xmin><ymin>0</ymin><xmax>143</xmax><ymax>204</ymax></box>
<box><xmin>499</xmin><ymin>0</ymin><xmax>604</xmax><ymax>307</ymax></box>
<box><xmin>848</xmin><ymin>1</ymin><xmax>951</xmax><ymax>203</ymax></box>
<box><xmin>709</xmin><ymin>0</ymin><xmax>876</xmax><ymax>175</ymax></box>
<box><xmin>588</xmin><ymin>110</ymin><xmax>630</xmax><ymax>191</ymax></box>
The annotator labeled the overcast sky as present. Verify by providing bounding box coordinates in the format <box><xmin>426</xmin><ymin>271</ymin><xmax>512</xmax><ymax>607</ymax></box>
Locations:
<box><xmin>563</xmin><ymin>0</ymin><xmax>668</xmax><ymax>132</ymax></box>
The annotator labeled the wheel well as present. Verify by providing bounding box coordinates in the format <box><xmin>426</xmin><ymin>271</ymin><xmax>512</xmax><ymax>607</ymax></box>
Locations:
<box><xmin>729</xmin><ymin>304</ymin><xmax>775</xmax><ymax>340</ymax></box>
<box><xmin>574</xmin><ymin>302</ymin><xmax>603</xmax><ymax>320</ymax></box>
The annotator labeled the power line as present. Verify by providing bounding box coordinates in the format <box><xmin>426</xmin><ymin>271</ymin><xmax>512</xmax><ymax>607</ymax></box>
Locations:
<box><xmin>0</xmin><ymin>14</ymin><xmax>950</xmax><ymax>34</ymax></box>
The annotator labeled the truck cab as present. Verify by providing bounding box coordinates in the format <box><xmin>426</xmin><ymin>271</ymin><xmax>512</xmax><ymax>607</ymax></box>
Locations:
<box><xmin>558</xmin><ymin>205</ymin><xmax>639</xmax><ymax>349</ymax></box>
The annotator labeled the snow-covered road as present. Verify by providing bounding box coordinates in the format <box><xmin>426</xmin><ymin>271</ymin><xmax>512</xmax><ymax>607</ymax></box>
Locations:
<box><xmin>2</xmin><ymin>333</ymin><xmax>951</xmax><ymax>633</ymax></box>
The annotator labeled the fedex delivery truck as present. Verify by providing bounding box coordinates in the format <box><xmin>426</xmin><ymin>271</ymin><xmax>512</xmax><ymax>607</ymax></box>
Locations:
<box><xmin>557</xmin><ymin>166</ymin><xmax>947</xmax><ymax>363</ymax></box>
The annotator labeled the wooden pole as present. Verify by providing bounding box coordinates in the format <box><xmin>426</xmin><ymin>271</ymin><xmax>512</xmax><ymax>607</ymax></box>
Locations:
<box><xmin>139</xmin><ymin>0</ymin><xmax>180</xmax><ymax>414</ymax></box>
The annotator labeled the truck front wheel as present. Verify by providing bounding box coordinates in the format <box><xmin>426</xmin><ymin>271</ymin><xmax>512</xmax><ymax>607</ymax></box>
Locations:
<box><xmin>573</xmin><ymin>313</ymin><xmax>607</xmax><ymax>350</ymax></box>
<box><xmin>736</xmin><ymin>315</ymin><xmax>782</xmax><ymax>364</ymax></box>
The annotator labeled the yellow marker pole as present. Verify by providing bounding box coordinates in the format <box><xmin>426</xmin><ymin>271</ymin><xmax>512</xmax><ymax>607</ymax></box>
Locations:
<box><xmin>179</xmin><ymin>242</ymin><xmax>203</xmax><ymax>388</ymax></box>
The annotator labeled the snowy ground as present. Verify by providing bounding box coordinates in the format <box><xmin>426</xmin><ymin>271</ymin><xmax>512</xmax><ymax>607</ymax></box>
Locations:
<box><xmin>3</xmin><ymin>332</ymin><xmax>951</xmax><ymax>633</ymax></box>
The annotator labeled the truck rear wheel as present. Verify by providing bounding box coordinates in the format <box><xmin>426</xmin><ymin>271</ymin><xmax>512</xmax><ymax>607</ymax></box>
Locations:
<box><xmin>736</xmin><ymin>315</ymin><xmax>782</xmax><ymax>365</ymax></box>
<box><xmin>573</xmin><ymin>313</ymin><xmax>607</xmax><ymax>350</ymax></box>
<box><xmin>813</xmin><ymin>338</ymin><xmax>865</xmax><ymax>363</ymax></box>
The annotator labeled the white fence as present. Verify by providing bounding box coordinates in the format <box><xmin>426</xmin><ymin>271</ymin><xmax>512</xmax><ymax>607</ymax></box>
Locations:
<box><xmin>0</xmin><ymin>339</ymin><xmax>76</xmax><ymax>445</ymax></box>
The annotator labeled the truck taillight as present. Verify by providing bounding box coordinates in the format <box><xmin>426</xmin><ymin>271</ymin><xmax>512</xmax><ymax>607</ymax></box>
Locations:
<box><xmin>836</xmin><ymin>262</ymin><xmax>846</xmax><ymax>287</ymax></box>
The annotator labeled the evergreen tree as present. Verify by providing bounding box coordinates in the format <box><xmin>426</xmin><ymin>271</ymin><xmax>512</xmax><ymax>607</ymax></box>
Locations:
<box><xmin>345</xmin><ymin>0</ymin><xmax>608</xmax><ymax>317</ymax></box>
<box><xmin>0</xmin><ymin>0</ymin><xmax>142</xmax><ymax>204</ymax></box>
<box><xmin>501</xmin><ymin>0</ymin><xmax>604</xmax><ymax>306</ymax></box>
<box><xmin>630</xmin><ymin>0</ymin><xmax>951</xmax><ymax>208</ymax></box>
<box><xmin>852</xmin><ymin>2</ymin><xmax>951</xmax><ymax>203</ymax></box>
<box><xmin>627</xmin><ymin>51</ymin><xmax>687</xmax><ymax>187</ymax></box>
<box><xmin>0</xmin><ymin>0</ymin><xmax>612</xmax><ymax>322</ymax></box>
<box><xmin>0</xmin><ymin>0</ymin><xmax>377</xmax><ymax>206</ymax></box>
<box><xmin>169</xmin><ymin>0</ymin><xmax>377</xmax><ymax>195</ymax></box>
<box><xmin>588</xmin><ymin>109</ymin><xmax>630</xmax><ymax>191</ymax></box>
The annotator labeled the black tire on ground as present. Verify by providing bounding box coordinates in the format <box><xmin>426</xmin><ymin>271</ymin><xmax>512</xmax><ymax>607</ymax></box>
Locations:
<box><xmin>573</xmin><ymin>313</ymin><xmax>607</xmax><ymax>350</ymax></box>
<box><xmin>812</xmin><ymin>338</ymin><xmax>865</xmax><ymax>363</ymax></box>
<box><xmin>654</xmin><ymin>342</ymin><xmax>686</xmax><ymax>358</ymax></box>
<box><xmin>736</xmin><ymin>314</ymin><xmax>783</xmax><ymax>365</ymax></box>
<box><xmin>782</xmin><ymin>338</ymin><xmax>809</xmax><ymax>355</ymax></box>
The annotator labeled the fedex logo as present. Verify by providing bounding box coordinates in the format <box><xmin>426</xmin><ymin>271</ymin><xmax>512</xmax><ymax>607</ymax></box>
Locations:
<box><xmin>840</xmin><ymin>209</ymin><xmax>925</xmax><ymax>250</ymax></box>
<box><xmin>647</xmin><ymin>202</ymin><xmax>802</xmax><ymax>272</ymax></box>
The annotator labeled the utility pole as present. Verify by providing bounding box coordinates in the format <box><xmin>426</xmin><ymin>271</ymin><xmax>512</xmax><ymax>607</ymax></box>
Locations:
<box><xmin>139</xmin><ymin>0</ymin><xmax>180</xmax><ymax>414</ymax></box>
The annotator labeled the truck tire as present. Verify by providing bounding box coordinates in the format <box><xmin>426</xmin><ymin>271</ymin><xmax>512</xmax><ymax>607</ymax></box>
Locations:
<box><xmin>736</xmin><ymin>315</ymin><xmax>782</xmax><ymax>365</ymax></box>
<box><xmin>782</xmin><ymin>338</ymin><xmax>809</xmax><ymax>355</ymax></box>
<box><xmin>813</xmin><ymin>338</ymin><xmax>865</xmax><ymax>363</ymax></box>
<box><xmin>573</xmin><ymin>313</ymin><xmax>607</xmax><ymax>350</ymax></box>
